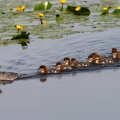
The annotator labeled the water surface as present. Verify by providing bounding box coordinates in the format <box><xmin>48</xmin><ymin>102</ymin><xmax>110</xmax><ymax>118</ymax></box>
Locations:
<box><xmin>0</xmin><ymin>0</ymin><xmax>120</xmax><ymax>120</ymax></box>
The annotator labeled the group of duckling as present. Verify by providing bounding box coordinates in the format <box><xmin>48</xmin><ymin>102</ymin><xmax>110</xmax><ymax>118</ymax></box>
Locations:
<box><xmin>0</xmin><ymin>47</ymin><xmax>120</xmax><ymax>81</ymax></box>
<box><xmin>38</xmin><ymin>47</ymin><xmax>120</xmax><ymax>74</ymax></box>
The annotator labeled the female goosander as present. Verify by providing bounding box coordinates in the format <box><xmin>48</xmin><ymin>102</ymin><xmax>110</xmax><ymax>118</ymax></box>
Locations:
<box><xmin>0</xmin><ymin>72</ymin><xmax>20</xmax><ymax>80</ymax></box>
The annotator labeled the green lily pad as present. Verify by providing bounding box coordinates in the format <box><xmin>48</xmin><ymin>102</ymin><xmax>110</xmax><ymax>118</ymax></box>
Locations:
<box><xmin>112</xmin><ymin>9</ymin><xmax>120</xmax><ymax>14</ymax></box>
<box><xmin>11</xmin><ymin>31</ymin><xmax>30</xmax><ymax>40</ymax></box>
<box><xmin>66</xmin><ymin>5</ymin><xmax>90</xmax><ymax>16</ymax></box>
<box><xmin>34</xmin><ymin>1</ymin><xmax>52</xmax><ymax>11</ymax></box>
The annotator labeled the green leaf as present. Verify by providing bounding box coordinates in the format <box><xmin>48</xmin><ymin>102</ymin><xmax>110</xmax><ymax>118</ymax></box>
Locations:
<box><xmin>66</xmin><ymin>5</ymin><xmax>90</xmax><ymax>16</ymax></box>
<box><xmin>34</xmin><ymin>1</ymin><xmax>52</xmax><ymax>11</ymax></box>
<box><xmin>112</xmin><ymin>9</ymin><xmax>120</xmax><ymax>14</ymax></box>
<box><xmin>11</xmin><ymin>31</ymin><xmax>30</xmax><ymax>40</ymax></box>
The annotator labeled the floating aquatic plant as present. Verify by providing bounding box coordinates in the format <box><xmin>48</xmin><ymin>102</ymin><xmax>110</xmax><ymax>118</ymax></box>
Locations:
<box><xmin>16</xmin><ymin>6</ymin><xmax>25</xmax><ymax>12</ymax></box>
<box><xmin>60</xmin><ymin>0</ymin><xmax>66</xmax><ymax>11</ymax></box>
<box><xmin>42</xmin><ymin>21</ymin><xmax>47</xmax><ymax>24</ymax></box>
<box><xmin>66</xmin><ymin>5</ymin><xmax>90</xmax><ymax>15</ymax></box>
<box><xmin>15</xmin><ymin>25</ymin><xmax>23</xmax><ymax>34</ymax></box>
<box><xmin>56</xmin><ymin>14</ymin><xmax>63</xmax><ymax>21</ymax></box>
<box><xmin>112</xmin><ymin>6</ymin><xmax>120</xmax><ymax>14</ymax></box>
<box><xmin>75</xmin><ymin>6</ymin><xmax>81</xmax><ymax>12</ymax></box>
<box><xmin>101</xmin><ymin>6</ymin><xmax>110</xmax><ymax>15</ymax></box>
<box><xmin>34</xmin><ymin>1</ymin><xmax>52</xmax><ymax>11</ymax></box>
<box><xmin>11</xmin><ymin>31</ymin><xmax>30</xmax><ymax>40</ymax></box>
<box><xmin>38</xmin><ymin>13</ymin><xmax>47</xmax><ymax>24</ymax></box>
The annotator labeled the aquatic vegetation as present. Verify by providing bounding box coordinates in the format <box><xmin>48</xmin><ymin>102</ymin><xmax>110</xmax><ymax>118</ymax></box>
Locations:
<box><xmin>75</xmin><ymin>6</ymin><xmax>81</xmax><ymax>12</ymax></box>
<box><xmin>34</xmin><ymin>1</ymin><xmax>52</xmax><ymax>11</ymax></box>
<box><xmin>60</xmin><ymin>0</ymin><xmax>66</xmax><ymax>11</ymax></box>
<box><xmin>15</xmin><ymin>25</ymin><xmax>23</xmax><ymax>32</ymax></box>
<box><xmin>0</xmin><ymin>0</ymin><xmax>120</xmax><ymax>41</ymax></box>
<box><xmin>11</xmin><ymin>31</ymin><xmax>30</xmax><ymax>40</ymax></box>
<box><xmin>56</xmin><ymin>14</ymin><xmax>63</xmax><ymax>21</ymax></box>
<box><xmin>38</xmin><ymin>13</ymin><xmax>46</xmax><ymax>24</ymax></box>
<box><xmin>16</xmin><ymin>6</ymin><xmax>26</xmax><ymax>12</ymax></box>
<box><xmin>112</xmin><ymin>6</ymin><xmax>120</xmax><ymax>14</ymax></box>
<box><xmin>101</xmin><ymin>6</ymin><xmax>110</xmax><ymax>15</ymax></box>
<box><xmin>42</xmin><ymin>21</ymin><xmax>47</xmax><ymax>25</ymax></box>
<box><xmin>66</xmin><ymin>5</ymin><xmax>90</xmax><ymax>15</ymax></box>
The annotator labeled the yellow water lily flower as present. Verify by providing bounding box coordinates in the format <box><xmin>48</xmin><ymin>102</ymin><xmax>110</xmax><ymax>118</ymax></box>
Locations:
<box><xmin>75</xmin><ymin>6</ymin><xmax>81</xmax><ymax>11</ymax></box>
<box><xmin>15</xmin><ymin>25</ymin><xmax>23</xmax><ymax>31</ymax></box>
<box><xmin>42</xmin><ymin>21</ymin><xmax>47</xmax><ymax>24</ymax></box>
<box><xmin>21</xmin><ymin>6</ymin><xmax>25</xmax><ymax>10</ymax></box>
<box><xmin>60</xmin><ymin>0</ymin><xmax>66</xmax><ymax>4</ymax></box>
<box><xmin>38</xmin><ymin>13</ymin><xmax>44</xmax><ymax>17</ymax></box>
<box><xmin>16</xmin><ymin>6</ymin><xmax>25</xmax><ymax>11</ymax></box>
<box><xmin>117</xmin><ymin>6</ymin><xmax>120</xmax><ymax>10</ymax></box>
<box><xmin>102</xmin><ymin>7</ymin><xmax>108</xmax><ymax>11</ymax></box>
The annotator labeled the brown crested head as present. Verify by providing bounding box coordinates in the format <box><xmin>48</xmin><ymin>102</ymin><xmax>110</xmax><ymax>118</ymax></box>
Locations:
<box><xmin>38</xmin><ymin>65</ymin><xmax>46</xmax><ymax>70</ymax></box>
<box><xmin>64</xmin><ymin>57</ymin><xmax>71</xmax><ymax>65</ymax></box>
<box><xmin>91</xmin><ymin>53</ymin><xmax>98</xmax><ymax>56</ymax></box>
<box><xmin>38</xmin><ymin>65</ymin><xmax>47</xmax><ymax>74</ymax></box>
<box><xmin>112</xmin><ymin>48</ymin><xmax>117</xmax><ymax>53</ymax></box>
<box><xmin>56</xmin><ymin>62</ymin><xmax>62</xmax><ymax>66</ymax></box>
<box><xmin>71</xmin><ymin>58</ymin><xmax>76</xmax><ymax>62</ymax></box>
<box><xmin>64</xmin><ymin>57</ymin><xmax>70</xmax><ymax>61</ymax></box>
<box><xmin>88</xmin><ymin>55</ymin><xmax>94</xmax><ymax>59</ymax></box>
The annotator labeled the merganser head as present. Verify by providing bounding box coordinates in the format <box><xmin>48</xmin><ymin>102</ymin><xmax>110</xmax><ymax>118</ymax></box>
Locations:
<box><xmin>38</xmin><ymin>65</ymin><xmax>47</xmax><ymax>74</ymax></box>
<box><xmin>64</xmin><ymin>57</ymin><xmax>71</xmax><ymax>65</ymax></box>
<box><xmin>87</xmin><ymin>55</ymin><xmax>94</xmax><ymax>63</ymax></box>
<box><xmin>112</xmin><ymin>48</ymin><xmax>117</xmax><ymax>53</ymax></box>
<box><xmin>56</xmin><ymin>62</ymin><xmax>62</xmax><ymax>70</ymax></box>
<box><xmin>71</xmin><ymin>58</ymin><xmax>77</xmax><ymax>62</ymax></box>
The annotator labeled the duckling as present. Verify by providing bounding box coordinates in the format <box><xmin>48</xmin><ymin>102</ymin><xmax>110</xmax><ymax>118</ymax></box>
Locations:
<box><xmin>95</xmin><ymin>55</ymin><xmax>113</xmax><ymax>64</ymax></box>
<box><xmin>88</xmin><ymin>53</ymin><xmax>106</xmax><ymax>64</ymax></box>
<box><xmin>87</xmin><ymin>54</ymin><xmax>95</xmax><ymax>64</ymax></box>
<box><xmin>38</xmin><ymin>65</ymin><xmax>60</xmax><ymax>74</ymax></box>
<box><xmin>71</xmin><ymin>58</ymin><xmax>89</xmax><ymax>67</ymax></box>
<box><xmin>56</xmin><ymin>62</ymin><xmax>72</xmax><ymax>70</ymax></box>
<box><xmin>112</xmin><ymin>48</ymin><xmax>120</xmax><ymax>59</ymax></box>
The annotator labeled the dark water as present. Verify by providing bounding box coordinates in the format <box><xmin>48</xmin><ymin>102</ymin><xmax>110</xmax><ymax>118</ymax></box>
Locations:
<box><xmin>0</xmin><ymin>27</ymin><xmax>120</xmax><ymax>120</ymax></box>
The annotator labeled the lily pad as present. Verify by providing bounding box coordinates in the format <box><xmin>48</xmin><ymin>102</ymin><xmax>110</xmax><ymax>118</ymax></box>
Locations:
<box><xmin>66</xmin><ymin>5</ymin><xmax>90</xmax><ymax>16</ymax></box>
<box><xmin>34</xmin><ymin>1</ymin><xmax>52</xmax><ymax>11</ymax></box>
<box><xmin>112</xmin><ymin>9</ymin><xmax>120</xmax><ymax>14</ymax></box>
<box><xmin>11</xmin><ymin>31</ymin><xmax>30</xmax><ymax>40</ymax></box>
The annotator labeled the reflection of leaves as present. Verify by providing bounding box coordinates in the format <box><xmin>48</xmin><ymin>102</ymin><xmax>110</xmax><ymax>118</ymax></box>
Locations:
<box><xmin>11</xmin><ymin>31</ymin><xmax>30</xmax><ymax>40</ymax></box>
<box><xmin>66</xmin><ymin>6</ymin><xmax>90</xmax><ymax>16</ymax></box>
<box><xmin>18</xmin><ymin>39</ymin><xmax>30</xmax><ymax>50</ymax></box>
<box><xmin>34</xmin><ymin>1</ymin><xmax>52</xmax><ymax>11</ymax></box>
